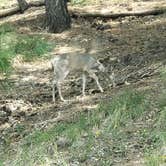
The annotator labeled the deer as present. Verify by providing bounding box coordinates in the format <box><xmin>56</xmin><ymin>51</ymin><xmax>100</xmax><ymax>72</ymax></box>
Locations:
<box><xmin>51</xmin><ymin>53</ymin><xmax>107</xmax><ymax>102</ymax></box>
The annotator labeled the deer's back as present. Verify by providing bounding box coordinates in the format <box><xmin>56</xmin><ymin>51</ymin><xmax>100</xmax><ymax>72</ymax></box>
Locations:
<box><xmin>53</xmin><ymin>54</ymin><xmax>96</xmax><ymax>71</ymax></box>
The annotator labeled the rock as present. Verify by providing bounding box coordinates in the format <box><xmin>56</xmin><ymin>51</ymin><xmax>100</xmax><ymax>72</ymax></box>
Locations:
<box><xmin>0</xmin><ymin>116</ymin><xmax>8</xmax><ymax>125</ymax></box>
<box><xmin>0</xmin><ymin>108</ymin><xmax>9</xmax><ymax>125</ymax></box>
<box><xmin>91</xmin><ymin>22</ymin><xmax>111</xmax><ymax>31</ymax></box>
<box><xmin>89</xmin><ymin>89</ymin><xmax>101</xmax><ymax>94</ymax></box>
<box><xmin>0</xmin><ymin>122</ymin><xmax>10</xmax><ymax>131</ymax></box>
<box><xmin>0</xmin><ymin>136</ymin><xmax>6</xmax><ymax>147</ymax></box>
<box><xmin>56</xmin><ymin>137</ymin><xmax>71</xmax><ymax>148</ymax></box>
<box><xmin>2</xmin><ymin>100</ymin><xmax>32</xmax><ymax>119</ymax></box>
<box><xmin>17</xmin><ymin>27</ymin><xmax>31</xmax><ymax>34</ymax></box>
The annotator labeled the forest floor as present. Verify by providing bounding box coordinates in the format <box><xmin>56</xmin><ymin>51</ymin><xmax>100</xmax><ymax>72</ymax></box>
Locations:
<box><xmin>0</xmin><ymin>0</ymin><xmax>166</xmax><ymax>166</ymax></box>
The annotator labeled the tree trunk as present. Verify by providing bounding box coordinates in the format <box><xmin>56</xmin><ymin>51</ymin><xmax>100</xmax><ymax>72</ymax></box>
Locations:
<box><xmin>17</xmin><ymin>0</ymin><xmax>29</xmax><ymax>13</ymax></box>
<box><xmin>45</xmin><ymin>0</ymin><xmax>71</xmax><ymax>33</ymax></box>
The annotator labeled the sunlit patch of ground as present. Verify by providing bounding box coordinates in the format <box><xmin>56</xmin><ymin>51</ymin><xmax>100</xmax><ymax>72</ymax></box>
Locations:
<box><xmin>0</xmin><ymin>0</ymin><xmax>166</xmax><ymax>165</ymax></box>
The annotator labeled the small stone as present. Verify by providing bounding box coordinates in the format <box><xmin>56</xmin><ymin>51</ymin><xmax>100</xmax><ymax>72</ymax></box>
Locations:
<box><xmin>56</xmin><ymin>137</ymin><xmax>71</xmax><ymax>148</ymax></box>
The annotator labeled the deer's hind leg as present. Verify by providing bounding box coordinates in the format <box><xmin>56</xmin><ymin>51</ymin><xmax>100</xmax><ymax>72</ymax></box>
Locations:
<box><xmin>82</xmin><ymin>73</ymin><xmax>86</xmax><ymax>96</ymax></box>
<box><xmin>88</xmin><ymin>70</ymin><xmax>103</xmax><ymax>93</ymax></box>
<box><xmin>52</xmin><ymin>68</ymin><xmax>69</xmax><ymax>102</ymax></box>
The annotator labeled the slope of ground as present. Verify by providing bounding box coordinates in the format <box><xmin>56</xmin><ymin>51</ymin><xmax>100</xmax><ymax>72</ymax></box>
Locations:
<box><xmin>0</xmin><ymin>0</ymin><xmax>166</xmax><ymax>165</ymax></box>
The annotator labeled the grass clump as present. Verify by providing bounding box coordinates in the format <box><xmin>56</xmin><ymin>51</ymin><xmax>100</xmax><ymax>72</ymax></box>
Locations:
<box><xmin>144</xmin><ymin>91</ymin><xmax>166</xmax><ymax>166</ymax></box>
<box><xmin>0</xmin><ymin>160</ymin><xmax>3</xmax><ymax>166</ymax></box>
<box><xmin>0</xmin><ymin>23</ymin><xmax>53</xmax><ymax>74</ymax></box>
<box><xmin>6</xmin><ymin>143</ymin><xmax>67</xmax><ymax>166</ymax></box>
<box><xmin>0</xmin><ymin>50</ymin><xmax>13</xmax><ymax>74</ymax></box>
<box><xmin>145</xmin><ymin>131</ymin><xmax>166</xmax><ymax>164</ymax></box>
<box><xmin>156</xmin><ymin>107</ymin><xmax>166</xmax><ymax>131</ymax></box>
<box><xmin>0</xmin><ymin>23</ymin><xmax>15</xmax><ymax>35</ymax></box>
<box><xmin>160</xmin><ymin>66</ymin><xmax>166</xmax><ymax>84</ymax></box>
<box><xmin>24</xmin><ymin>114</ymin><xmax>89</xmax><ymax>147</ymax></box>
<box><xmin>145</xmin><ymin>154</ymin><xmax>165</xmax><ymax>166</ymax></box>
<box><xmin>11</xmin><ymin>90</ymin><xmax>147</xmax><ymax>165</ymax></box>
<box><xmin>0</xmin><ymin>24</ymin><xmax>16</xmax><ymax>74</ymax></box>
<box><xmin>99</xmin><ymin>90</ymin><xmax>147</xmax><ymax>130</ymax></box>
<box><xmin>15</xmin><ymin>35</ymin><xmax>53</xmax><ymax>61</ymax></box>
<box><xmin>1</xmin><ymin>90</ymin><xmax>161</xmax><ymax>165</ymax></box>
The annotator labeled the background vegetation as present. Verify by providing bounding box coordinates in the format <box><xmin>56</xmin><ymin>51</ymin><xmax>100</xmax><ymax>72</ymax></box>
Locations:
<box><xmin>1</xmin><ymin>85</ymin><xmax>166</xmax><ymax>165</ymax></box>
<box><xmin>0</xmin><ymin>0</ymin><xmax>166</xmax><ymax>165</ymax></box>
<box><xmin>0</xmin><ymin>23</ymin><xmax>53</xmax><ymax>74</ymax></box>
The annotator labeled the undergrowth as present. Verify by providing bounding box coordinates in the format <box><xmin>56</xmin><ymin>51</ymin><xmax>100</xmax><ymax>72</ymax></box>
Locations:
<box><xmin>0</xmin><ymin>23</ymin><xmax>165</xmax><ymax>166</ymax></box>
<box><xmin>144</xmin><ymin>89</ymin><xmax>166</xmax><ymax>166</ymax></box>
<box><xmin>0</xmin><ymin>23</ymin><xmax>53</xmax><ymax>74</ymax></box>
<box><xmin>1</xmin><ymin>88</ymin><xmax>165</xmax><ymax>165</ymax></box>
<box><xmin>15</xmin><ymin>35</ymin><xmax>53</xmax><ymax>61</ymax></box>
<box><xmin>99</xmin><ymin>90</ymin><xmax>148</xmax><ymax>130</ymax></box>
<box><xmin>1</xmin><ymin>89</ymin><xmax>154</xmax><ymax>166</ymax></box>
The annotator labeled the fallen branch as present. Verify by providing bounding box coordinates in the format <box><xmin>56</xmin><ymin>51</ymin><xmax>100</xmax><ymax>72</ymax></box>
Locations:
<box><xmin>0</xmin><ymin>0</ymin><xmax>44</xmax><ymax>18</ymax></box>
<box><xmin>0</xmin><ymin>6</ymin><xmax>20</xmax><ymax>18</ymax></box>
<box><xmin>69</xmin><ymin>7</ymin><xmax>166</xmax><ymax>19</ymax></box>
<box><xmin>0</xmin><ymin>0</ymin><xmax>166</xmax><ymax>19</ymax></box>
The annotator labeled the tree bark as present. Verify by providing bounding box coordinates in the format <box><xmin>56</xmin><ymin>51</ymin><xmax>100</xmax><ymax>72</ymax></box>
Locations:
<box><xmin>45</xmin><ymin>0</ymin><xmax>71</xmax><ymax>33</ymax></box>
<box><xmin>17</xmin><ymin>0</ymin><xmax>29</xmax><ymax>13</ymax></box>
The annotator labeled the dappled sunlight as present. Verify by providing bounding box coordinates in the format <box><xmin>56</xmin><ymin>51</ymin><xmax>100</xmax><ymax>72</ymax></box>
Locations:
<box><xmin>11</xmin><ymin>59</ymin><xmax>51</xmax><ymax>86</ymax></box>
<box><xmin>0</xmin><ymin>6</ymin><xmax>45</xmax><ymax>24</ymax></box>
<box><xmin>101</xmin><ymin>8</ymin><xmax>111</xmax><ymax>14</ymax></box>
<box><xmin>0</xmin><ymin>0</ymin><xmax>166</xmax><ymax>165</ymax></box>
<box><xmin>81</xmin><ymin>103</ymin><xmax>98</xmax><ymax>110</ymax></box>
<box><xmin>12</xmin><ymin>54</ymin><xmax>51</xmax><ymax>72</ymax></box>
<box><xmin>0</xmin><ymin>0</ymin><xmax>16</xmax><ymax>9</ymax></box>
<box><xmin>53</xmin><ymin>45</ymin><xmax>84</xmax><ymax>55</ymax></box>
<box><xmin>141</xmin><ymin>14</ymin><xmax>166</xmax><ymax>27</ymax></box>
<box><xmin>19</xmin><ymin>75</ymin><xmax>45</xmax><ymax>84</ymax></box>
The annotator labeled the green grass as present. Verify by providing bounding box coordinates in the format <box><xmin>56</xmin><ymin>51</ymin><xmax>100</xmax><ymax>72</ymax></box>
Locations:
<box><xmin>144</xmin><ymin>89</ymin><xmax>166</xmax><ymax>165</ymax></box>
<box><xmin>144</xmin><ymin>136</ymin><xmax>166</xmax><ymax>166</ymax></box>
<box><xmin>0</xmin><ymin>24</ymin><xmax>16</xmax><ymax>74</ymax></box>
<box><xmin>6</xmin><ymin>143</ymin><xmax>68</xmax><ymax>166</ymax></box>
<box><xmin>0</xmin><ymin>23</ymin><xmax>53</xmax><ymax>74</ymax></box>
<box><xmin>1</xmin><ymin>90</ymin><xmax>149</xmax><ymax>165</ymax></box>
<box><xmin>0</xmin><ymin>23</ymin><xmax>15</xmax><ymax>35</ymax></box>
<box><xmin>0</xmin><ymin>160</ymin><xmax>3</xmax><ymax>166</ymax></box>
<box><xmin>1</xmin><ymin>89</ymin><xmax>165</xmax><ymax>165</ymax></box>
<box><xmin>144</xmin><ymin>90</ymin><xmax>166</xmax><ymax>166</ymax></box>
<box><xmin>1</xmin><ymin>86</ymin><xmax>164</xmax><ymax>165</ymax></box>
<box><xmin>145</xmin><ymin>154</ymin><xmax>165</xmax><ymax>166</ymax></box>
<box><xmin>160</xmin><ymin>66</ymin><xmax>166</xmax><ymax>86</ymax></box>
<box><xmin>24</xmin><ymin>114</ymin><xmax>90</xmax><ymax>147</ymax></box>
<box><xmin>0</xmin><ymin>50</ymin><xmax>13</xmax><ymax>74</ymax></box>
<box><xmin>99</xmin><ymin>90</ymin><xmax>148</xmax><ymax>130</ymax></box>
<box><xmin>156</xmin><ymin>107</ymin><xmax>166</xmax><ymax>131</ymax></box>
<box><xmin>15</xmin><ymin>35</ymin><xmax>53</xmax><ymax>61</ymax></box>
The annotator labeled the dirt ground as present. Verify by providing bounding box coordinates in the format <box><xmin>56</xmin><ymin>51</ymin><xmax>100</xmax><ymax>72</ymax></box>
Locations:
<box><xmin>0</xmin><ymin>0</ymin><xmax>166</xmax><ymax>165</ymax></box>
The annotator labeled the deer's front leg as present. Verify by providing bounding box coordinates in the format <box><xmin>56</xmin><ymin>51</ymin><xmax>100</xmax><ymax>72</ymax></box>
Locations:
<box><xmin>82</xmin><ymin>73</ymin><xmax>86</xmax><ymax>96</ymax></box>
